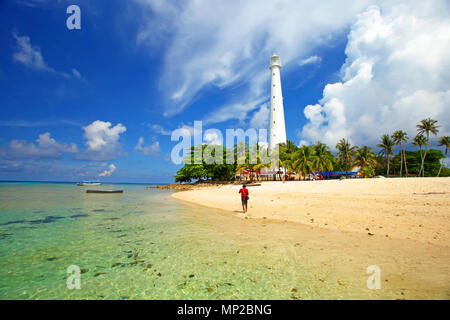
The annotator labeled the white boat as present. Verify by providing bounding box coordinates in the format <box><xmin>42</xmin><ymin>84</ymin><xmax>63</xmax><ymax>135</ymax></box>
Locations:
<box><xmin>77</xmin><ymin>181</ymin><xmax>102</xmax><ymax>186</ymax></box>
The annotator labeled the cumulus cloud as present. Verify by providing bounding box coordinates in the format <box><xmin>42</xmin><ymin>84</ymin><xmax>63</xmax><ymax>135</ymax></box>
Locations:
<box><xmin>75</xmin><ymin>120</ymin><xmax>127</xmax><ymax>161</ymax></box>
<box><xmin>0</xmin><ymin>132</ymin><xmax>77</xmax><ymax>160</ymax></box>
<box><xmin>250</xmin><ymin>103</ymin><xmax>270</xmax><ymax>130</ymax></box>
<box><xmin>135</xmin><ymin>137</ymin><xmax>161</xmax><ymax>156</ymax></box>
<box><xmin>12</xmin><ymin>31</ymin><xmax>83</xmax><ymax>80</ymax></box>
<box><xmin>300</xmin><ymin>2</ymin><xmax>450</xmax><ymax>148</ymax></box>
<box><xmin>98</xmin><ymin>164</ymin><xmax>116</xmax><ymax>177</ymax></box>
<box><xmin>203</xmin><ymin>130</ymin><xmax>223</xmax><ymax>145</ymax></box>
<box><xmin>134</xmin><ymin>0</ymin><xmax>373</xmax><ymax>117</ymax></box>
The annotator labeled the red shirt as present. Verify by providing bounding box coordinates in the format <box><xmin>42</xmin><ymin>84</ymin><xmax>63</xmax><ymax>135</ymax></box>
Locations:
<box><xmin>239</xmin><ymin>188</ymin><xmax>249</xmax><ymax>200</ymax></box>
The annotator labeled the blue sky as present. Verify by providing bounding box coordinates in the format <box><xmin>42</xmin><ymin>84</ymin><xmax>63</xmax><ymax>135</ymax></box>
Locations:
<box><xmin>0</xmin><ymin>0</ymin><xmax>448</xmax><ymax>182</ymax></box>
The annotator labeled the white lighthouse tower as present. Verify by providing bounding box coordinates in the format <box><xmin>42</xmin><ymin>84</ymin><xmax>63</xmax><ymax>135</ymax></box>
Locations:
<box><xmin>269</xmin><ymin>54</ymin><xmax>287</xmax><ymax>151</ymax></box>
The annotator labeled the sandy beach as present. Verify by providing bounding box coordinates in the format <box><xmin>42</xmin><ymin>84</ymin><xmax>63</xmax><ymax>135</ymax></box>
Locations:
<box><xmin>172</xmin><ymin>177</ymin><xmax>450</xmax><ymax>247</ymax></box>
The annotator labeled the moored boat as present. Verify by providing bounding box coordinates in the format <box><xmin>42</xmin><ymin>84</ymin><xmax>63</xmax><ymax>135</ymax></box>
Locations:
<box><xmin>86</xmin><ymin>190</ymin><xmax>123</xmax><ymax>194</ymax></box>
<box><xmin>77</xmin><ymin>181</ymin><xmax>102</xmax><ymax>186</ymax></box>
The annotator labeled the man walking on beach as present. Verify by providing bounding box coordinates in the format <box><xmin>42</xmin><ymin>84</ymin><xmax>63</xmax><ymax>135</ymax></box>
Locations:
<box><xmin>239</xmin><ymin>184</ymin><xmax>249</xmax><ymax>215</ymax></box>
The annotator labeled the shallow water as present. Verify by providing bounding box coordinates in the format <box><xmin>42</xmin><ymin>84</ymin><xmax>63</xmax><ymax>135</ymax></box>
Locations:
<box><xmin>0</xmin><ymin>182</ymin><xmax>449</xmax><ymax>299</ymax></box>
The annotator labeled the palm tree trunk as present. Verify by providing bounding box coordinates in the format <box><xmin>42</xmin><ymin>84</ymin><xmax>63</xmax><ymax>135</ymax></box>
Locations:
<box><xmin>422</xmin><ymin>134</ymin><xmax>430</xmax><ymax>177</ymax></box>
<box><xmin>422</xmin><ymin>151</ymin><xmax>427</xmax><ymax>177</ymax></box>
<box><xmin>399</xmin><ymin>143</ymin><xmax>403</xmax><ymax>177</ymax></box>
<box><xmin>419</xmin><ymin>148</ymin><xmax>424</xmax><ymax>176</ymax></box>
<box><xmin>437</xmin><ymin>148</ymin><xmax>447</xmax><ymax>177</ymax></box>
<box><xmin>345</xmin><ymin>158</ymin><xmax>348</xmax><ymax>178</ymax></box>
<box><xmin>403</xmin><ymin>148</ymin><xmax>408</xmax><ymax>176</ymax></box>
<box><xmin>387</xmin><ymin>155</ymin><xmax>390</xmax><ymax>177</ymax></box>
<box><xmin>437</xmin><ymin>160</ymin><xmax>443</xmax><ymax>177</ymax></box>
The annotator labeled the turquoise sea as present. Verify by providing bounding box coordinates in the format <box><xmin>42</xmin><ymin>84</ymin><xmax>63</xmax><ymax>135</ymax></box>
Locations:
<box><xmin>0</xmin><ymin>182</ymin><xmax>448</xmax><ymax>299</ymax></box>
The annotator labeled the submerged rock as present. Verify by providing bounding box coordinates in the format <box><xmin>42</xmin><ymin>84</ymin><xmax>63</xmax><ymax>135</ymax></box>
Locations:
<box><xmin>70</xmin><ymin>214</ymin><xmax>89</xmax><ymax>218</ymax></box>
<box><xmin>29</xmin><ymin>216</ymin><xmax>65</xmax><ymax>225</ymax></box>
<box><xmin>0</xmin><ymin>233</ymin><xmax>13</xmax><ymax>240</ymax></box>
<box><xmin>111</xmin><ymin>262</ymin><xmax>124</xmax><ymax>268</ymax></box>
<box><xmin>0</xmin><ymin>220</ymin><xmax>26</xmax><ymax>226</ymax></box>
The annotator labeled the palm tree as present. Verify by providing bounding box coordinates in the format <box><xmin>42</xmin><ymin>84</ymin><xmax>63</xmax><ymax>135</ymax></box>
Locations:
<box><xmin>354</xmin><ymin>146</ymin><xmax>377</xmax><ymax>171</ymax></box>
<box><xmin>293</xmin><ymin>146</ymin><xmax>315</xmax><ymax>180</ymax></box>
<box><xmin>412</xmin><ymin>134</ymin><xmax>428</xmax><ymax>176</ymax></box>
<box><xmin>437</xmin><ymin>136</ymin><xmax>449</xmax><ymax>177</ymax></box>
<box><xmin>280</xmin><ymin>153</ymin><xmax>296</xmax><ymax>177</ymax></box>
<box><xmin>279</xmin><ymin>140</ymin><xmax>299</xmax><ymax>180</ymax></box>
<box><xmin>281</xmin><ymin>140</ymin><xmax>299</xmax><ymax>154</ymax></box>
<box><xmin>392</xmin><ymin>130</ymin><xmax>409</xmax><ymax>177</ymax></box>
<box><xmin>417</xmin><ymin>118</ymin><xmax>440</xmax><ymax>176</ymax></box>
<box><xmin>312</xmin><ymin>142</ymin><xmax>334</xmax><ymax>173</ymax></box>
<box><xmin>335</xmin><ymin>138</ymin><xmax>357</xmax><ymax>177</ymax></box>
<box><xmin>377</xmin><ymin>134</ymin><xmax>394</xmax><ymax>177</ymax></box>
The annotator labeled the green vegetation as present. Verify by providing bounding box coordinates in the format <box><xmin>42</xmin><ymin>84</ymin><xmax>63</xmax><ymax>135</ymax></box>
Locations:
<box><xmin>437</xmin><ymin>136</ymin><xmax>449</xmax><ymax>177</ymax></box>
<box><xmin>377</xmin><ymin>134</ymin><xmax>394</xmax><ymax>176</ymax></box>
<box><xmin>174</xmin><ymin>145</ymin><xmax>237</xmax><ymax>183</ymax></box>
<box><xmin>174</xmin><ymin>118</ymin><xmax>448</xmax><ymax>182</ymax></box>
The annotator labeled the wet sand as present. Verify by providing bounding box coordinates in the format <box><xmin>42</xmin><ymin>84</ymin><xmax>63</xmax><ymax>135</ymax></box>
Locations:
<box><xmin>172</xmin><ymin>177</ymin><xmax>450</xmax><ymax>247</ymax></box>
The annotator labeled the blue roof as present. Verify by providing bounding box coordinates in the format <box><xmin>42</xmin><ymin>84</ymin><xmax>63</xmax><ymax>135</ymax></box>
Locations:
<box><xmin>314</xmin><ymin>172</ymin><xmax>358</xmax><ymax>175</ymax></box>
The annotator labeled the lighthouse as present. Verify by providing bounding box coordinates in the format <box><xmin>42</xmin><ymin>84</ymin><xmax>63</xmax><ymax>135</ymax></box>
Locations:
<box><xmin>269</xmin><ymin>54</ymin><xmax>287</xmax><ymax>151</ymax></box>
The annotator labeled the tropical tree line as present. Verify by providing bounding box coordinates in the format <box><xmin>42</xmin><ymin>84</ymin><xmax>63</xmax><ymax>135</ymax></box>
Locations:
<box><xmin>174</xmin><ymin>118</ymin><xmax>449</xmax><ymax>182</ymax></box>
<box><xmin>376</xmin><ymin>118</ymin><xmax>448</xmax><ymax>177</ymax></box>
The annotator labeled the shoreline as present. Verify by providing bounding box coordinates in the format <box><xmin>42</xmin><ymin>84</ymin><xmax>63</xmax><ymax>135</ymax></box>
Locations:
<box><xmin>171</xmin><ymin>177</ymin><xmax>450</xmax><ymax>247</ymax></box>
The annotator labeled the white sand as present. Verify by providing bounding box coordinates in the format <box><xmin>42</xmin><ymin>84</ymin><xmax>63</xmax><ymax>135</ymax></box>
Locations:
<box><xmin>172</xmin><ymin>177</ymin><xmax>450</xmax><ymax>247</ymax></box>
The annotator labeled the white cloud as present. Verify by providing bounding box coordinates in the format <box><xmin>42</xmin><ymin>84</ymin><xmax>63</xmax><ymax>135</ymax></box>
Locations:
<box><xmin>12</xmin><ymin>31</ymin><xmax>55</xmax><ymax>73</ymax></box>
<box><xmin>299</xmin><ymin>55</ymin><xmax>322</xmax><ymax>66</ymax></box>
<box><xmin>16</xmin><ymin>0</ymin><xmax>50</xmax><ymax>7</ymax></box>
<box><xmin>0</xmin><ymin>132</ymin><xmax>77</xmax><ymax>160</ymax></box>
<box><xmin>203</xmin><ymin>131</ymin><xmax>223</xmax><ymax>145</ymax></box>
<box><xmin>98</xmin><ymin>164</ymin><xmax>116</xmax><ymax>177</ymax></box>
<box><xmin>203</xmin><ymin>98</ymin><xmax>266</xmax><ymax>126</ymax></box>
<box><xmin>178</xmin><ymin>124</ymin><xmax>195</xmax><ymax>135</ymax></box>
<box><xmin>71</xmin><ymin>68</ymin><xmax>84</xmax><ymax>80</ymax></box>
<box><xmin>134</xmin><ymin>0</ymin><xmax>373</xmax><ymax>117</ymax></box>
<box><xmin>250</xmin><ymin>103</ymin><xmax>270</xmax><ymax>129</ymax></box>
<box><xmin>135</xmin><ymin>137</ymin><xmax>161</xmax><ymax>156</ymax></box>
<box><xmin>12</xmin><ymin>31</ymin><xmax>83</xmax><ymax>80</ymax></box>
<box><xmin>148</xmin><ymin>123</ymin><xmax>172</xmax><ymax>135</ymax></box>
<box><xmin>300</xmin><ymin>2</ymin><xmax>450</xmax><ymax>148</ymax></box>
<box><xmin>75</xmin><ymin>121</ymin><xmax>127</xmax><ymax>161</ymax></box>
<box><xmin>299</xmin><ymin>140</ymin><xmax>310</xmax><ymax>147</ymax></box>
